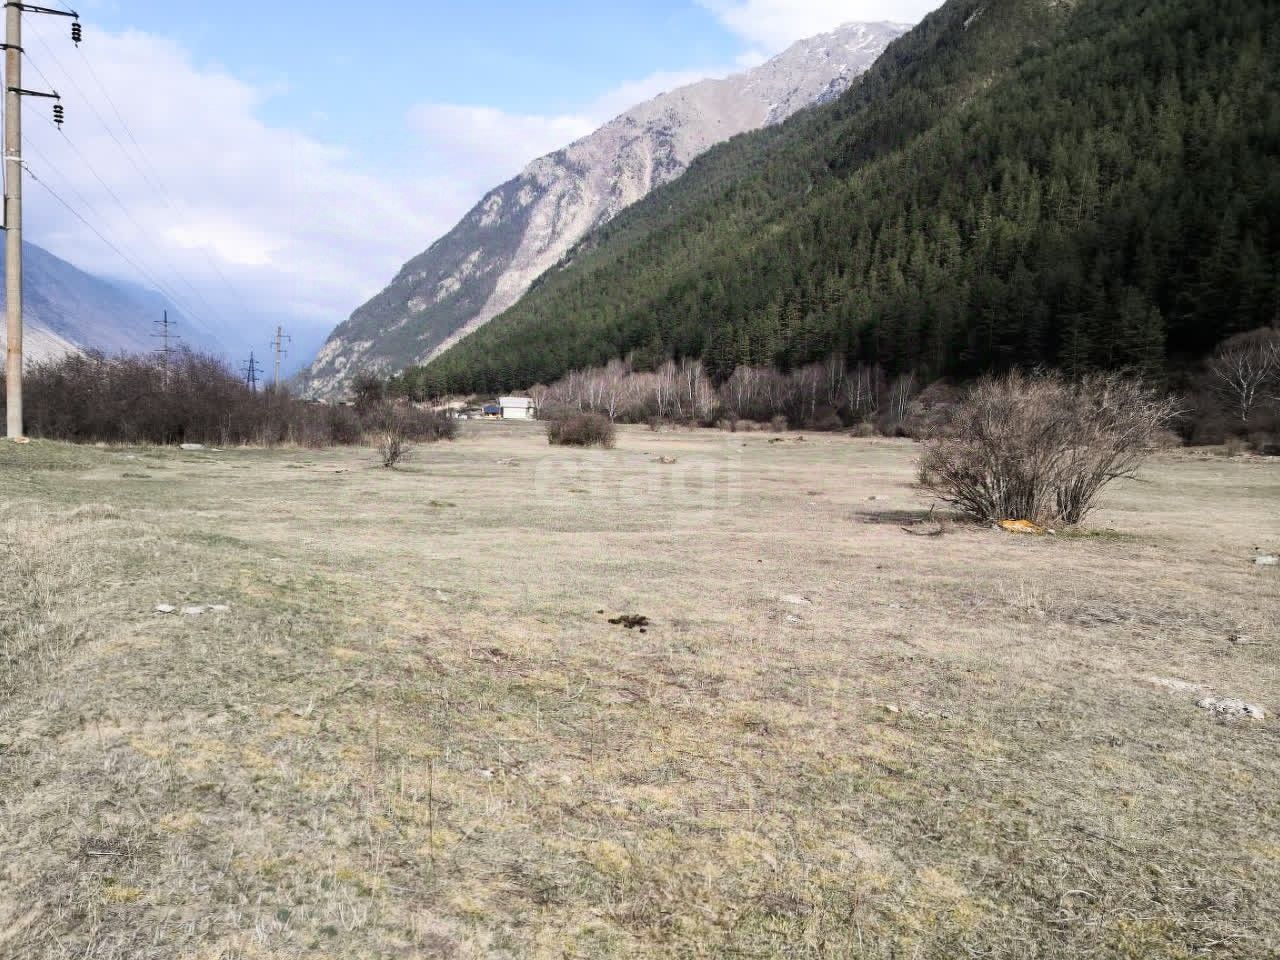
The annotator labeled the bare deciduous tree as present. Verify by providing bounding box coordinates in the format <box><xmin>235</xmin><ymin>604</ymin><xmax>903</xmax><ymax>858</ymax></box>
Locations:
<box><xmin>1208</xmin><ymin>328</ymin><xmax>1280</xmax><ymax>424</ymax></box>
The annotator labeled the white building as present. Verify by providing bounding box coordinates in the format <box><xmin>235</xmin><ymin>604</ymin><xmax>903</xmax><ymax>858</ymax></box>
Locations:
<box><xmin>499</xmin><ymin>397</ymin><xmax>536</xmax><ymax>420</ymax></box>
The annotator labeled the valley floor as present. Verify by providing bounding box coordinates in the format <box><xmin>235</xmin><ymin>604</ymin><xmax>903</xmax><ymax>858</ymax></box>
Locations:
<box><xmin>1</xmin><ymin>425</ymin><xmax>1277</xmax><ymax>959</ymax></box>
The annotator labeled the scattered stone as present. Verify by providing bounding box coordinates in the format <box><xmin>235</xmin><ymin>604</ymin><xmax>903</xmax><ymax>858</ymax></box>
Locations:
<box><xmin>785</xmin><ymin>614</ymin><xmax>803</xmax><ymax>625</ymax></box>
<box><xmin>154</xmin><ymin>604</ymin><xmax>176</xmax><ymax>615</ymax></box>
<box><xmin>1197</xmin><ymin>697</ymin><xmax>1267</xmax><ymax>720</ymax></box>
<box><xmin>181</xmin><ymin>606</ymin><xmax>206</xmax><ymax>616</ymax></box>
<box><xmin>179</xmin><ymin>443</ymin><xmax>205</xmax><ymax>451</ymax></box>
<box><xmin>1255</xmin><ymin>555</ymin><xmax>1279</xmax><ymax>567</ymax></box>
<box><xmin>780</xmin><ymin>595</ymin><xmax>812</xmax><ymax>606</ymax></box>
<box><xmin>656</xmin><ymin>456</ymin><xmax>678</xmax><ymax>465</ymax></box>
<box><xmin>883</xmin><ymin>704</ymin><xmax>901</xmax><ymax>714</ymax></box>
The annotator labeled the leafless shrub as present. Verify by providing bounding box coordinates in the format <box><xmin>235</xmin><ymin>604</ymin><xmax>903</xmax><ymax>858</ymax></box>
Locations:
<box><xmin>391</xmin><ymin>406</ymin><xmax>458</xmax><ymax>443</ymax></box>
<box><xmin>1249</xmin><ymin>432</ymin><xmax>1280</xmax><ymax>456</ymax></box>
<box><xmin>1</xmin><ymin>349</ymin><xmax>369</xmax><ymax>448</ymax></box>
<box><xmin>900</xmin><ymin>381</ymin><xmax>963</xmax><ymax>440</ymax></box>
<box><xmin>377</xmin><ymin>431</ymin><xmax>409</xmax><ymax>468</ymax></box>
<box><xmin>1220</xmin><ymin>436</ymin><xmax>1247</xmax><ymax>458</ymax></box>
<box><xmin>547</xmin><ymin>412</ymin><xmax>616</xmax><ymax>448</ymax></box>
<box><xmin>366</xmin><ymin>402</ymin><xmax>456</xmax><ymax>468</ymax></box>
<box><xmin>919</xmin><ymin>371</ymin><xmax>1182</xmax><ymax>525</ymax></box>
<box><xmin>373</xmin><ymin>407</ymin><xmax>411</xmax><ymax>468</ymax></box>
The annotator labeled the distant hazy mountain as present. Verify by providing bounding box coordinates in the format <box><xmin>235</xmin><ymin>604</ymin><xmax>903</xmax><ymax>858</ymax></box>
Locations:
<box><xmin>0</xmin><ymin>242</ymin><xmax>221</xmax><ymax>363</ymax></box>
<box><xmin>302</xmin><ymin>21</ymin><xmax>908</xmax><ymax>397</ymax></box>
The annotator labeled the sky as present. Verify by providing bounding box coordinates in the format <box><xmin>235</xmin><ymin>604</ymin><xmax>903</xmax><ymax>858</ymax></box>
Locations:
<box><xmin>18</xmin><ymin>0</ymin><xmax>940</xmax><ymax>371</ymax></box>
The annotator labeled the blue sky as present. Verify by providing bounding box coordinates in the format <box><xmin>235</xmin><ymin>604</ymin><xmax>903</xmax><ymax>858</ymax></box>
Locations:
<box><xmin>28</xmin><ymin>0</ymin><xmax>939</xmax><ymax>368</ymax></box>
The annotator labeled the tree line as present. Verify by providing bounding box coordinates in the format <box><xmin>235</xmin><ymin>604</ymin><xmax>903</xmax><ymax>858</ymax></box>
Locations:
<box><xmin>520</xmin><ymin>326</ymin><xmax>1280</xmax><ymax>451</ymax></box>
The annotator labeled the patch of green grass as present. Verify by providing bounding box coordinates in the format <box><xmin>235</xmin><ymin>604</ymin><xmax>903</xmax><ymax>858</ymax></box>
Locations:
<box><xmin>0</xmin><ymin>439</ymin><xmax>100</xmax><ymax>472</ymax></box>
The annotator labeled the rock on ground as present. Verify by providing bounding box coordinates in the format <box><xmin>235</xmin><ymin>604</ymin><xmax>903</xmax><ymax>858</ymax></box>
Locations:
<box><xmin>1198</xmin><ymin>697</ymin><xmax>1267</xmax><ymax>720</ymax></box>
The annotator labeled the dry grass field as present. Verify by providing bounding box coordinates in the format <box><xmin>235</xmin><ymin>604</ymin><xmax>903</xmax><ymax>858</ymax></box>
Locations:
<box><xmin>1</xmin><ymin>423</ymin><xmax>1278</xmax><ymax>959</ymax></box>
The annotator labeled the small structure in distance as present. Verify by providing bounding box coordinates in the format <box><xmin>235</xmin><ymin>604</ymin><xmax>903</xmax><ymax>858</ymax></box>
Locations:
<box><xmin>499</xmin><ymin>396</ymin><xmax>537</xmax><ymax>420</ymax></box>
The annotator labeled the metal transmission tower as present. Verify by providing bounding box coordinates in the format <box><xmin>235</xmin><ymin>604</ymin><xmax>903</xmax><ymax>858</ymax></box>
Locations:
<box><xmin>152</xmin><ymin>309</ymin><xmax>180</xmax><ymax>368</ymax></box>
<box><xmin>4</xmin><ymin>1</ymin><xmax>80</xmax><ymax>440</ymax></box>
<box><xmin>242</xmin><ymin>351</ymin><xmax>261</xmax><ymax>392</ymax></box>
<box><xmin>270</xmin><ymin>325</ymin><xmax>291</xmax><ymax>389</ymax></box>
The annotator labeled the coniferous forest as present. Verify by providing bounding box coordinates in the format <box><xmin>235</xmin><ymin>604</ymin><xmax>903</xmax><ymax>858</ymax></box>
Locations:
<box><xmin>397</xmin><ymin>0</ymin><xmax>1279</xmax><ymax>398</ymax></box>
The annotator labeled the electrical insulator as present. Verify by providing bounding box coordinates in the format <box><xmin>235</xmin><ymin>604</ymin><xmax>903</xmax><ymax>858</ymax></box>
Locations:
<box><xmin>71</xmin><ymin>21</ymin><xmax>82</xmax><ymax>45</ymax></box>
<box><xmin>53</xmin><ymin>103</ymin><xmax>64</xmax><ymax>127</ymax></box>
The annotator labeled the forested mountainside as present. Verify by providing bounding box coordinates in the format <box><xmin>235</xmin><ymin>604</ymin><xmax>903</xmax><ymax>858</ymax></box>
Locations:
<box><xmin>404</xmin><ymin>0</ymin><xmax>1279</xmax><ymax>397</ymax></box>
<box><xmin>300</xmin><ymin>22</ymin><xmax>905</xmax><ymax>398</ymax></box>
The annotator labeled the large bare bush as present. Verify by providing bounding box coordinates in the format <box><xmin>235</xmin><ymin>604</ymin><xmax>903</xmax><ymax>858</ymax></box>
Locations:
<box><xmin>919</xmin><ymin>372</ymin><xmax>1180</xmax><ymax>525</ymax></box>
<box><xmin>546</xmin><ymin>411</ymin><xmax>616</xmax><ymax>448</ymax></box>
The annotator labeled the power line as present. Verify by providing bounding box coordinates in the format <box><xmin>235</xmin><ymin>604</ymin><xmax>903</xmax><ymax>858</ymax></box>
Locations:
<box><xmin>29</xmin><ymin>108</ymin><xmax>225</xmax><ymax>327</ymax></box>
<box><xmin>26</xmin><ymin>31</ymin><xmax>165</xmax><ymax>201</ymax></box>
<box><xmin>27</xmin><ymin>29</ymin><xmax>255</xmax><ymax>325</ymax></box>
<box><xmin>65</xmin><ymin>35</ymin><xmax>258</xmax><ymax>320</ymax></box>
<box><xmin>21</xmin><ymin>138</ymin><xmax>215</xmax><ymax>332</ymax></box>
<box><xmin>23</xmin><ymin>162</ymin><xmax>217</xmax><ymax>334</ymax></box>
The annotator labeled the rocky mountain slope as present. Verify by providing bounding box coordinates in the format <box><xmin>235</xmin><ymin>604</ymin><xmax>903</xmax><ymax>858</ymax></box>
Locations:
<box><xmin>412</xmin><ymin>0</ymin><xmax>1279</xmax><ymax>396</ymax></box>
<box><xmin>302</xmin><ymin>21</ymin><xmax>907</xmax><ymax>397</ymax></box>
<box><xmin>0</xmin><ymin>242</ymin><xmax>219</xmax><ymax>363</ymax></box>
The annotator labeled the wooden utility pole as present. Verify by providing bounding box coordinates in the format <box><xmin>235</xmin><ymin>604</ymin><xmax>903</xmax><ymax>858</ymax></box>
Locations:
<box><xmin>4</xmin><ymin>3</ymin><xmax>78</xmax><ymax>440</ymax></box>
<box><xmin>271</xmin><ymin>325</ymin><xmax>290</xmax><ymax>389</ymax></box>
<box><xmin>5</xmin><ymin>2</ymin><xmax>23</xmax><ymax>439</ymax></box>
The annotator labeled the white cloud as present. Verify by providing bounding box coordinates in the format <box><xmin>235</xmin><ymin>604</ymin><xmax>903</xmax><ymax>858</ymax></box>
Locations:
<box><xmin>18</xmin><ymin>18</ymin><xmax>740</xmax><ymax>366</ymax></box>
<box><xmin>20</xmin><ymin>21</ymin><xmax>448</xmax><ymax>359</ymax></box>
<box><xmin>699</xmin><ymin>0</ymin><xmax>939</xmax><ymax>51</ymax></box>
<box><xmin>405</xmin><ymin>67</ymin><xmax>726</xmax><ymax>193</ymax></box>
<box><xmin>407</xmin><ymin>104</ymin><xmax>596</xmax><ymax>193</ymax></box>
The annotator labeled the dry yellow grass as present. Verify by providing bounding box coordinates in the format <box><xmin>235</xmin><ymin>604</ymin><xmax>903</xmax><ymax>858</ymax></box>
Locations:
<box><xmin>1</xmin><ymin>425</ymin><xmax>1277</xmax><ymax>958</ymax></box>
